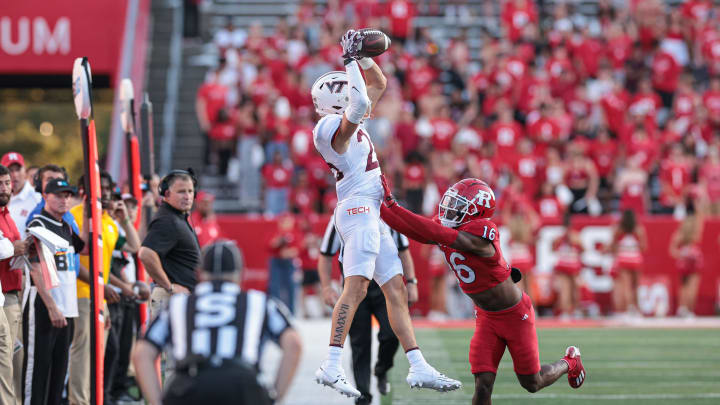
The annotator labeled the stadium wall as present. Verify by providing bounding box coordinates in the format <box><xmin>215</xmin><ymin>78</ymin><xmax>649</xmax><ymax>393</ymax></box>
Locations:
<box><xmin>219</xmin><ymin>215</ymin><xmax>720</xmax><ymax>317</ymax></box>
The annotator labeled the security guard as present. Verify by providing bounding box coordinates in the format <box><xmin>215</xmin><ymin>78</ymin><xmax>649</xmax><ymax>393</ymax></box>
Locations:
<box><xmin>132</xmin><ymin>240</ymin><xmax>302</xmax><ymax>405</ymax></box>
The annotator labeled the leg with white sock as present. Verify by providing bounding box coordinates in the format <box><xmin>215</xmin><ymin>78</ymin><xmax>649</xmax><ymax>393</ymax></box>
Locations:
<box><xmin>379</xmin><ymin>275</ymin><xmax>462</xmax><ymax>391</ymax></box>
<box><xmin>315</xmin><ymin>276</ymin><xmax>369</xmax><ymax>398</ymax></box>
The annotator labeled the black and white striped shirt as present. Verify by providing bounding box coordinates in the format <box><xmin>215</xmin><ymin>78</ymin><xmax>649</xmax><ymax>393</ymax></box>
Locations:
<box><xmin>142</xmin><ymin>280</ymin><xmax>293</xmax><ymax>368</ymax></box>
<box><xmin>320</xmin><ymin>214</ymin><xmax>410</xmax><ymax>259</ymax></box>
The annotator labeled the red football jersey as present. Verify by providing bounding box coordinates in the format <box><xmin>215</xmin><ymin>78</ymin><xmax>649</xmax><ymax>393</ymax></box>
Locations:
<box><xmin>439</xmin><ymin>219</ymin><xmax>511</xmax><ymax>295</ymax></box>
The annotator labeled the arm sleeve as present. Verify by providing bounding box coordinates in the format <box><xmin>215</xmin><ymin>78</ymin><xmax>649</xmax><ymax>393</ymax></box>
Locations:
<box><xmin>380</xmin><ymin>203</ymin><xmax>460</xmax><ymax>246</ymax></box>
<box><xmin>265</xmin><ymin>296</ymin><xmax>294</xmax><ymax>344</ymax></box>
<box><xmin>141</xmin><ymin>216</ymin><xmax>177</xmax><ymax>256</ymax></box>
<box><xmin>344</xmin><ymin>61</ymin><xmax>371</xmax><ymax>124</ymax></box>
<box><xmin>71</xmin><ymin>229</ymin><xmax>85</xmax><ymax>253</ymax></box>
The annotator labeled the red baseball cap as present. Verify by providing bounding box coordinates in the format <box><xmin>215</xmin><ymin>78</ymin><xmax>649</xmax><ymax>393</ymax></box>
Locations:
<box><xmin>1</xmin><ymin>152</ymin><xmax>25</xmax><ymax>168</ymax></box>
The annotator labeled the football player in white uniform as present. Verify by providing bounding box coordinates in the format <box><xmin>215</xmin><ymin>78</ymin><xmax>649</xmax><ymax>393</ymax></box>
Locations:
<box><xmin>311</xmin><ymin>29</ymin><xmax>461</xmax><ymax>398</ymax></box>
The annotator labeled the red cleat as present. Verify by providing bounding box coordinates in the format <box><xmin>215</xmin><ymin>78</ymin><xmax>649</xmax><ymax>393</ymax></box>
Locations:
<box><xmin>562</xmin><ymin>346</ymin><xmax>586</xmax><ymax>389</ymax></box>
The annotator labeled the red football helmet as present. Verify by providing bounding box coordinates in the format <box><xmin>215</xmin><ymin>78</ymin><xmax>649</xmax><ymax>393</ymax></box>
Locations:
<box><xmin>438</xmin><ymin>178</ymin><xmax>496</xmax><ymax>227</ymax></box>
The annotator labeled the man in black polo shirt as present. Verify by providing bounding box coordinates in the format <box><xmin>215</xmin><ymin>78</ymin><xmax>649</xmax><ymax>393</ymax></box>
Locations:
<box><xmin>139</xmin><ymin>170</ymin><xmax>200</xmax><ymax>318</ymax></box>
<box><xmin>23</xmin><ymin>178</ymin><xmax>91</xmax><ymax>405</ymax></box>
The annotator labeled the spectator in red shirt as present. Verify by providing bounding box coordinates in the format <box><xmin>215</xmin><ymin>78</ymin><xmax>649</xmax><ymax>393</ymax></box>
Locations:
<box><xmin>589</xmin><ymin>128</ymin><xmax>618</xmax><ymax>209</ymax></box>
<box><xmin>703</xmin><ymin>76</ymin><xmax>720</xmax><ymax>129</ymax></box>
<box><xmin>402</xmin><ymin>151</ymin><xmax>426</xmax><ymax>214</ymax></box>
<box><xmin>429</xmin><ymin>104</ymin><xmax>458</xmax><ymax>151</ymax></box>
<box><xmin>208</xmin><ymin>107</ymin><xmax>238</xmax><ymax>176</ymax></box>
<box><xmin>546</xmin><ymin>45</ymin><xmax>576</xmax><ymax>98</ymax></box>
<box><xmin>297</xmin><ymin>218</ymin><xmax>322</xmax><ymax>318</ymax></box>
<box><xmin>262</xmin><ymin>152</ymin><xmax>293</xmax><ymax>216</ymax></box>
<box><xmin>536</xmin><ymin>181</ymin><xmax>565</xmax><ymax>223</ymax></box>
<box><xmin>658</xmin><ymin>144</ymin><xmax>691</xmax><ymax>214</ymax></box>
<box><xmin>651</xmin><ymin>50</ymin><xmax>682</xmax><ymax>108</ymax></box>
<box><xmin>601</xmin><ymin>80</ymin><xmax>631</xmax><ymax>135</ymax></box>
<box><xmin>513</xmin><ymin>138</ymin><xmax>541</xmax><ymax>198</ymax></box>
<box><xmin>615</xmin><ymin>154</ymin><xmax>649</xmax><ymax>215</ymax></box>
<box><xmin>268</xmin><ymin>215</ymin><xmax>300</xmax><ymax>313</ymax></box>
<box><xmin>564</xmin><ymin>143</ymin><xmax>600</xmax><ymax>215</ymax></box>
<box><xmin>501</xmin><ymin>0</ymin><xmax>538</xmax><ymax>43</ymax></box>
<box><xmin>489</xmin><ymin>100</ymin><xmax>524</xmax><ymax>163</ymax></box>
<box><xmin>196</xmin><ymin>71</ymin><xmax>230</xmax><ymax>166</ymax></box>
<box><xmin>673</xmin><ymin>74</ymin><xmax>698</xmax><ymax>119</ymax></box>
<box><xmin>291</xmin><ymin>170</ymin><xmax>319</xmax><ymax>215</ymax></box>
<box><xmin>384</xmin><ymin>0</ymin><xmax>415</xmax><ymax>45</ymax></box>
<box><xmin>628</xmin><ymin>78</ymin><xmax>661</xmax><ymax>130</ymax></box>
<box><xmin>527</xmin><ymin>103</ymin><xmax>562</xmax><ymax>156</ymax></box>
<box><xmin>191</xmin><ymin>191</ymin><xmax>221</xmax><ymax>248</ymax></box>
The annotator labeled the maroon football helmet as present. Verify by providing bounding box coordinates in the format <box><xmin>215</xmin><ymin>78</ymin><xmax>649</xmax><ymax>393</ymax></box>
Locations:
<box><xmin>438</xmin><ymin>178</ymin><xmax>496</xmax><ymax>227</ymax></box>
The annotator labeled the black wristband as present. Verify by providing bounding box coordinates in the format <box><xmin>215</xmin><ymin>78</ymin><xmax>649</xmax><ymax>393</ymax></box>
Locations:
<box><xmin>406</xmin><ymin>278</ymin><xmax>418</xmax><ymax>285</ymax></box>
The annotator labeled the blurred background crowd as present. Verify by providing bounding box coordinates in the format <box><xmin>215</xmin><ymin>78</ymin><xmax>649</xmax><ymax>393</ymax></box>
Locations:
<box><xmin>195</xmin><ymin>0</ymin><xmax>720</xmax><ymax>220</ymax></box>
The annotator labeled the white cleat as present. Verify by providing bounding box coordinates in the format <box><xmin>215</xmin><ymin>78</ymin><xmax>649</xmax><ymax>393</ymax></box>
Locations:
<box><xmin>406</xmin><ymin>365</ymin><xmax>462</xmax><ymax>392</ymax></box>
<box><xmin>315</xmin><ymin>366</ymin><xmax>362</xmax><ymax>398</ymax></box>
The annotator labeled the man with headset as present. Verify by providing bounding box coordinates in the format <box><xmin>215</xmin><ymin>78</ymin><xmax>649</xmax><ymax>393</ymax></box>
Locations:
<box><xmin>139</xmin><ymin>169</ymin><xmax>201</xmax><ymax>318</ymax></box>
<box><xmin>133</xmin><ymin>240</ymin><xmax>302</xmax><ymax>405</ymax></box>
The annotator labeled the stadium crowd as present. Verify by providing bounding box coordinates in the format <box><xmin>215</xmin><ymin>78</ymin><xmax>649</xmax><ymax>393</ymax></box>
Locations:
<box><xmin>196</xmin><ymin>0</ymin><xmax>720</xmax><ymax>219</ymax></box>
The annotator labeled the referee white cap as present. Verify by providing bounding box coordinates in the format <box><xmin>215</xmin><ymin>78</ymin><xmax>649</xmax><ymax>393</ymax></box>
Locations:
<box><xmin>201</xmin><ymin>240</ymin><xmax>244</xmax><ymax>275</ymax></box>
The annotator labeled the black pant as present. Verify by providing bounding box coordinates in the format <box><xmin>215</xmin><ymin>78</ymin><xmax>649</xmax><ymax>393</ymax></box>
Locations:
<box><xmin>164</xmin><ymin>362</ymin><xmax>272</xmax><ymax>405</ymax></box>
<box><xmin>104</xmin><ymin>300</ymin><xmax>137</xmax><ymax>399</ymax></box>
<box><xmin>22</xmin><ymin>290</ymin><xmax>74</xmax><ymax>405</ymax></box>
<box><xmin>349</xmin><ymin>282</ymin><xmax>399</xmax><ymax>401</ymax></box>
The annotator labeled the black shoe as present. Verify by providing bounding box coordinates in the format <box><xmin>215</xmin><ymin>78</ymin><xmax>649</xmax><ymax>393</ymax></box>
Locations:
<box><xmin>355</xmin><ymin>394</ymin><xmax>372</xmax><ymax>405</ymax></box>
<box><xmin>377</xmin><ymin>374</ymin><xmax>391</xmax><ymax>395</ymax></box>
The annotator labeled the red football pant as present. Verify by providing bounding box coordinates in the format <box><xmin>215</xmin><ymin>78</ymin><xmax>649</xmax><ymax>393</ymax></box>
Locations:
<box><xmin>469</xmin><ymin>293</ymin><xmax>541</xmax><ymax>375</ymax></box>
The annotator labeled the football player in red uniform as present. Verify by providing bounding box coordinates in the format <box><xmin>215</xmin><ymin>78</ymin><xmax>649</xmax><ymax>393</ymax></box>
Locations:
<box><xmin>379</xmin><ymin>176</ymin><xmax>586</xmax><ymax>404</ymax></box>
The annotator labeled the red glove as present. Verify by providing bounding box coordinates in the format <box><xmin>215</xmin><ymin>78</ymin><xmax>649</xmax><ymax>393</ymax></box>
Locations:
<box><xmin>380</xmin><ymin>175</ymin><xmax>396</xmax><ymax>207</ymax></box>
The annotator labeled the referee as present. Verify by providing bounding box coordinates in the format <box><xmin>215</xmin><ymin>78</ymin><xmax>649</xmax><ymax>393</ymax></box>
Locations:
<box><xmin>132</xmin><ymin>240</ymin><xmax>302</xmax><ymax>405</ymax></box>
<box><xmin>318</xmin><ymin>215</ymin><xmax>418</xmax><ymax>405</ymax></box>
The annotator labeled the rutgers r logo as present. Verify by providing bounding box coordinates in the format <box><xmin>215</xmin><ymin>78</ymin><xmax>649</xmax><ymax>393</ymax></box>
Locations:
<box><xmin>327</xmin><ymin>81</ymin><xmax>347</xmax><ymax>94</ymax></box>
<box><xmin>475</xmin><ymin>190</ymin><xmax>495</xmax><ymax>208</ymax></box>
<box><xmin>346</xmin><ymin>206</ymin><xmax>370</xmax><ymax>216</ymax></box>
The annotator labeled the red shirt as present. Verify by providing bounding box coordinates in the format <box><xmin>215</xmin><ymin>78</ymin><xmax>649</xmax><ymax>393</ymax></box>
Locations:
<box><xmin>403</xmin><ymin>163</ymin><xmax>426</xmax><ymax>188</ymax></box>
<box><xmin>673</xmin><ymin>91</ymin><xmax>696</xmax><ymax>117</ymax></box>
<box><xmin>575</xmin><ymin>37</ymin><xmax>604</xmax><ymax>78</ymax></box>
<box><xmin>303</xmin><ymin>155</ymin><xmax>330</xmax><ymax>190</ymax></box>
<box><xmin>513</xmin><ymin>153</ymin><xmax>540</xmax><ymax>197</ymax></box>
<box><xmin>190</xmin><ymin>212</ymin><xmax>221</xmax><ymax>248</ymax></box>
<box><xmin>262</xmin><ymin>163</ymin><xmax>292</xmax><ymax>189</ymax></box>
<box><xmin>438</xmin><ymin>218</ymin><xmax>510</xmax><ymax>294</ymax></box>
<box><xmin>430</xmin><ymin>117</ymin><xmax>457</xmax><ymax>150</ymax></box>
<box><xmin>0</xmin><ymin>206</ymin><xmax>21</xmax><ymax>292</ymax></box>
<box><xmin>291</xmin><ymin>186</ymin><xmax>319</xmax><ymax>215</ymax></box>
<box><xmin>619</xmin><ymin>177</ymin><xmax>647</xmax><ymax>214</ymax></box>
<box><xmin>546</xmin><ymin>57</ymin><xmax>575</xmax><ymax>97</ymax></box>
<box><xmin>702</xmin><ymin>37</ymin><xmax>720</xmax><ymax>75</ymax></box>
<box><xmin>601</xmin><ymin>89</ymin><xmax>630</xmax><ymax>133</ymax></box>
<box><xmin>527</xmin><ymin>117</ymin><xmax>561</xmax><ymax>153</ymax></box>
<box><xmin>197</xmin><ymin>82</ymin><xmax>228</xmax><ymax>123</ymax></box>
<box><xmin>660</xmin><ymin>161</ymin><xmax>691</xmax><ymax>205</ymax></box>
<box><xmin>703</xmin><ymin>90</ymin><xmax>720</xmax><ymax>117</ymax></box>
<box><xmin>489</xmin><ymin>121</ymin><xmax>523</xmax><ymax>160</ymax></box>
<box><xmin>628</xmin><ymin>92</ymin><xmax>661</xmax><ymax>123</ymax></box>
<box><xmin>590</xmin><ymin>138</ymin><xmax>618</xmax><ymax>178</ymax></box>
<box><xmin>651</xmin><ymin>52</ymin><xmax>681</xmax><ymax>93</ymax></box>
<box><xmin>607</xmin><ymin>35</ymin><xmax>633</xmax><ymax>69</ymax></box>
<box><xmin>536</xmin><ymin>196</ymin><xmax>564</xmax><ymax>222</ymax></box>
<box><xmin>501</xmin><ymin>0</ymin><xmax>538</xmax><ymax>42</ymax></box>
<box><xmin>407</xmin><ymin>64</ymin><xmax>438</xmax><ymax>101</ymax></box>
<box><xmin>386</xmin><ymin>0</ymin><xmax>415</xmax><ymax>38</ymax></box>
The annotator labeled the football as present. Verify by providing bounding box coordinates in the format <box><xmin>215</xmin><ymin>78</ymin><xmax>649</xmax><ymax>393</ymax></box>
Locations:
<box><xmin>358</xmin><ymin>29</ymin><xmax>391</xmax><ymax>58</ymax></box>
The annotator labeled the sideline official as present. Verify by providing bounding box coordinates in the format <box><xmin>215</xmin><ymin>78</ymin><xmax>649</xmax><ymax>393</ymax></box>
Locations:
<box><xmin>132</xmin><ymin>240</ymin><xmax>302</xmax><ymax>405</ymax></box>
<box><xmin>139</xmin><ymin>170</ymin><xmax>201</xmax><ymax>318</ymax></box>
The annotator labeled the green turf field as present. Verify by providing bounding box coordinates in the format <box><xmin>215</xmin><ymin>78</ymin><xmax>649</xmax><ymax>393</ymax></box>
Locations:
<box><xmin>382</xmin><ymin>328</ymin><xmax>720</xmax><ymax>405</ymax></box>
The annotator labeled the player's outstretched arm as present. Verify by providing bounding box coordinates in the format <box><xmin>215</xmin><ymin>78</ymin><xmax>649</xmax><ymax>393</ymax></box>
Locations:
<box><xmin>380</xmin><ymin>175</ymin><xmax>494</xmax><ymax>256</ymax></box>
<box><xmin>333</xmin><ymin>31</ymin><xmax>370</xmax><ymax>154</ymax></box>
<box><xmin>360</xmin><ymin>59</ymin><xmax>387</xmax><ymax>111</ymax></box>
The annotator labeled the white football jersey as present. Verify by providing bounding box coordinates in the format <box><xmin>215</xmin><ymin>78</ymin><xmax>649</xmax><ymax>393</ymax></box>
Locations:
<box><xmin>313</xmin><ymin>114</ymin><xmax>383</xmax><ymax>202</ymax></box>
